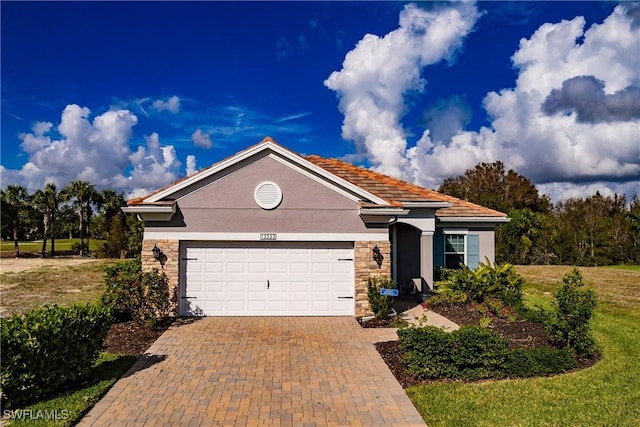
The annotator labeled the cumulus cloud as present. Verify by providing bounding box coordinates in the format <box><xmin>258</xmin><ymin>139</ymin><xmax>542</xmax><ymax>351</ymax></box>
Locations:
<box><xmin>152</xmin><ymin>95</ymin><xmax>181</xmax><ymax>113</ymax></box>
<box><xmin>191</xmin><ymin>128</ymin><xmax>213</xmax><ymax>149</ymax></box>
<box><xmin>185</xmin><ymin>154</ymin><xmax>197</xmax><ymax>176</ymax></box>
<box><xmin>328</xmin><ymin>2</ymin><xmax>640</xmax><ymax>201</ymax></box>
<box><xmin>542</xmin><ymin>75</ymin><xmax>640</xmax><ymax>123</ymax></box>
<box><xmin>1</xmin><ymin>104</ymin><xmax>195</xmax><ymax>198</ymax></box>
<box><xmin>325</xmin><ymin>2</ymin><xmax>482</xmax><ymax>179</ymax></box>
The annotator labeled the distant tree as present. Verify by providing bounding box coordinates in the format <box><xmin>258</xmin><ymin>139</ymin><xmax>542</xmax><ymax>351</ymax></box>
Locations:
<box><xmin>64</xmin><ymin>180</ymin><xmax>100</xmax><ymax>256</ymax></box>
<box><xmin>553</xmin><ymin>192</ymin><xmax>632</xmax><ymax>266</ymax></box>
<box><xmin>438</xmin><ymin>161</ymin><xmax>550</xmax><ymax>214</ymax></box>
<box><xmin>100</xmin><ymin>189</ymin><xmax>127</xmax><ymax>239</ymax></box>
<box><xmin>0</xmin><ymin>185</ymin><xmax>30</xmax><ymax>256</ymax></box>
<box><xmin>496</xmin><ymin>208</ymin><xmax>556</xmax><ymax>265</ymax></box>
<box><xmin>33</xmin><ymin>183</ymin><xmax>66</xmax><ymax>257</ymax></box>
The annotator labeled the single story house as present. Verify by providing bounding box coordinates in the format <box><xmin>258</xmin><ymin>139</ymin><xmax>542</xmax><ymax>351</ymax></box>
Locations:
<box><xmin>124</xmin><ymin>137</ymin><xmax>508</xmax><ymax>317</ymax></box>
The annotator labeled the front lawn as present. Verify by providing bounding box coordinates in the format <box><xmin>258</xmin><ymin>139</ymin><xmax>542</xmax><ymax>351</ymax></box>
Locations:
<box><xmin>406</xmin><ymin>265</ymin><xmax>640</xmax><ymax>426</ymax></box>
<box><xmin>4</xmin><ymin>353</ymin><xmax>136</xmax><ymax>427</ymax></box>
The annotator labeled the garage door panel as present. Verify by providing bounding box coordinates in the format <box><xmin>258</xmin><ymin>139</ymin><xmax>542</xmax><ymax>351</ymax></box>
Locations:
<box><xmin>269</xmin><ymin>263</ymin><xmax>288</xmax><ymax>273</ymax></box>
<box><xmin>291</xmin><ymin>281</ymin><xmax>309</xmax><ymax>292</ymax></box>
<box><xmin>227</xmin><ymin>262</ymin><xmax>245</xmax><ymax>273</ymax></box>
<box><xmin>183</xmin><ymin>243</ymin><xmax>354</xmax><ymax>316</ymax></box>
<box><xmin>206</xmin><ymin>281</ymin><xmax>224</xmax><ymax>292</ymax></box>
<box><xmin>227</xmin><ymin>281</ymin><xmax>245</xmax><ymax>292</ymax></box>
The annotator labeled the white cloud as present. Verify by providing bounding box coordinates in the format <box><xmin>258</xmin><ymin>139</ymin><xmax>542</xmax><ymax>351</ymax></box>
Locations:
<box><xmin>191</xmin><ymin>128</ymin><xmax>213</xmax><ymax>149</ymax></box>
<box><xmin>325</xmin><ymin>2</ymin><xmax>482</xmax><ymax>179</ymax></box>
<box><xmin>1</xmin><ymin>104</ymin><xmax>196</xmax><ymax>198</ymax></box>
<box><xmin>406</xmin><ymin>4</ymin><xmax>640</xmax><ymax>196</ymax></box>
<box><xmin>328</xmin><ymin>3</ymin><xmax>640</xmax><ymax>201</ymax></box>
<box><xmin>186</xmin><ymin>154</ymin><xmax>197</xmax><ymax>176</ymax></box>
<box><xmin>152</xmin><ymin>95</ymin><xmax>181</xmax><ymax>113</ymax></box>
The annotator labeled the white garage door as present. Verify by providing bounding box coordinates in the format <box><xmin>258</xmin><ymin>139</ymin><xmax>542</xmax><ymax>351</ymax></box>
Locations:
<box><xmin>181</xmin><ymin>242</ymin><xmax>355</xmax><ymax>316</ymax></box>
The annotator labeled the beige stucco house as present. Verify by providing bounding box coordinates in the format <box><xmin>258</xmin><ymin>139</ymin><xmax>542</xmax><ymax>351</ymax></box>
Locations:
<box><xmin>124</xmin><ymin>137</ymin><xmax>508</xmax><ymax>317</ymax></box>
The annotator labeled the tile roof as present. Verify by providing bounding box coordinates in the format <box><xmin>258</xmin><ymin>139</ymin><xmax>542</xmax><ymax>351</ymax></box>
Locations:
<box><xmin>305</xmin><ymin>155</ymin><xmax>506</xmax><ymax>218</ymax></box>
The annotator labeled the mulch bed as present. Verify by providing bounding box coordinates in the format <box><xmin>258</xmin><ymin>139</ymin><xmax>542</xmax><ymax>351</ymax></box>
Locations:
<box><xmin>362</xmin><ymin>303</ymin><xmax>600</xmax><ymax>388</ymax></box>
<box><xmin>103</xmin><ymin>318</ymin><xmax>174</xmax><ymax>356</ymax></box>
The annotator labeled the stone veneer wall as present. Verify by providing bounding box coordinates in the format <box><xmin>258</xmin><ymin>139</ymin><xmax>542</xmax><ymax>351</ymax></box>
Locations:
<box><xmin>141</xmin><ymin>239</ymin><xmax>180</xmax><ymax>315</ymax></box>
<box><xmin>354</xmin><ymin>240</ymin><xmax>391</xmax><ymax>317</ymax></box>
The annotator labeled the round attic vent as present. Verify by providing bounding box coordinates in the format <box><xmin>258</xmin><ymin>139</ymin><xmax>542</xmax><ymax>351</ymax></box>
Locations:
<box><xmin>254</xmin><ymin>181</ymin><xmax>282</xmax><ymax>210</ymax></box>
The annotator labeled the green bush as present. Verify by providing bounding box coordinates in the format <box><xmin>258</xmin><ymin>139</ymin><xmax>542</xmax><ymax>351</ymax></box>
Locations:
<box><xmin>101</xmin><ymin>260</ymin><xmax>172</xmax><ymax>325</ymax></box>
<box><xmin>399</xmin><ymin>325</ymin><xmax>508</xmax><ymax>381</ymax></box>
<box><xmin>504</xmin><ymin>346</ymin><xmax>577</xmax><ymax>377</ymax></box>
<box><xmin>439</xmin><ymin>261</ymin><xmax>524</xmax><ymax>307</ymax></box>
<box><xmin>0</xmin><ymin>303</ymin><xmax>111</xmax><ymax>408</ymax></box>
<box><xmin>546</xmin><ymin>268</ymin><xmax>597</xmax><ymax>355</ymax></box>
<box><xmin>366</xmin><ymin>275</ymin><xmax>395</xmax><ymax>319</ymax></box>
<box><xmin>399</xmin><ymin>325</ymin><xmax>578</xmax><ymax>381</ymax></box>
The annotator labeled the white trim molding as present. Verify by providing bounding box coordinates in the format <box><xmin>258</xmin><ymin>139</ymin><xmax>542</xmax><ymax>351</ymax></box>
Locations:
<box><xmin>122</xmin><ymin>204</ymin><xmax>176</xmax><ymax>221</ymax></box>
<box><xmin>143</xmin><ymin>231</ymin><xmax>390</xmax><ymax>242</ymax></box>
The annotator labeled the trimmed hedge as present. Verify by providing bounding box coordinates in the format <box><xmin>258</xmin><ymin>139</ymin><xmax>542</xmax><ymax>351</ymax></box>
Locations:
<box><xmin>0</xmin><ymin>303</ymin><xmax>111</xmax><ymax>408</ymax></box>
<box><xmin>399</xmin><ymin>325</ymin><xmax>577</xmax><ymax>381</ymax></box>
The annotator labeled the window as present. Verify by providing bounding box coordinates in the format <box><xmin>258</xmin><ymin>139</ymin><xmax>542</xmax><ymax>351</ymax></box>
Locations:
<box><xmin>444</xmin><ymin>234</ymin><xmax>465</xmax><ymax>269</ymax></box>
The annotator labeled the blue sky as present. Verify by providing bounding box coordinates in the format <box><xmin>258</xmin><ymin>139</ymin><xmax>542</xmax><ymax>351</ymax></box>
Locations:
<box><xmin>1</xmin><ymin>1</ymin><xmax>638</xmax><ymax>202</ymax></box>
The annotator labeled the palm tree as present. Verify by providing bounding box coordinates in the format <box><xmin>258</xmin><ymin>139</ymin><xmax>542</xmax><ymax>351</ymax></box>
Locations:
<box><xmin>0</xmin><ymin>185</ymin><xmax>30</xmax><ymax>257</ymax></box>
<box><xmin>100</xmin><ymin>189</ymin><xmax>127</xmax><ymax>238</ymax></box>
<box><xmin>33</xmin><ymin>183</ymin><xmax>66</xmax><ymax>257</ymax></box>
<box><xmin>64</xmin><ymin>180</ymin><xmax>99</xmax><ymax>257</ymax></box>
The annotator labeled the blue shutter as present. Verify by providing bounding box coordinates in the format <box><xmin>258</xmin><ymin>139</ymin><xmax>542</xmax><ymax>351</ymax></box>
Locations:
<box><xmin>467</xmin><ymin>234</ymin><xmax>479</xmax><ymax>270</ymax></box>
<box><xmin>434</xmin><ymin>234</ymin><xmax>444</xmax><ymax>270</ymax></box>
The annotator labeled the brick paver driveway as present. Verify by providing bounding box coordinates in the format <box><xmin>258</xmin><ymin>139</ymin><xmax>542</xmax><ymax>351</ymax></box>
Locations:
<box><xmin>80</xmin><ymin>317</ymin><xmax>426</xmax><ymax>426</ymax></box>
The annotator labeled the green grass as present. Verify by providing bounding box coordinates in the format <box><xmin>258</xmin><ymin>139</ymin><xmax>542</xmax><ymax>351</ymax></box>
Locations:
<box><xmin>4</xmin><ymin>353</ymin><xmax>137</xmax><ymax>427</ymax></box>
<box><xmin>0</xmin><ymin>239</ymin><xmax>104</xmax><ymax>253</ymax></box>
<box><xmin>406</xmin><ymin>266</ymin><xmax>640</xmax><ymax>426</ymax></box>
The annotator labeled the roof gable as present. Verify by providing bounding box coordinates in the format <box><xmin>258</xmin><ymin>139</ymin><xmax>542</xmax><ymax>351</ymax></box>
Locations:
<box><xmin>129</xmin><ymin>136</ymin><xmax>506</xmax><ymax>219</ymax></box>
<box><xmin>132</xmin><ymin>137</ymin><xmax>389</xmax><ymax>206</ymax></box>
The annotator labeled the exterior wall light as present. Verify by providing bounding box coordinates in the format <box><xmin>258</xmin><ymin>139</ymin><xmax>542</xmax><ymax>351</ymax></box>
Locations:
<box><xmin>372</xmin><ymin>245</ymin><xmax>384</xmax><ymax>268</ymax></box>
<box><xmin>152</xmin><ymin>244</ymin><xmax>162</xmax><ymax>261</ymax></box>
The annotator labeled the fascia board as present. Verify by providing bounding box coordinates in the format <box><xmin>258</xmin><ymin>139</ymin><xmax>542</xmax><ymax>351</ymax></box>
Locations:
<box><xmin>437</xmin><ymin>216</ymin><xmax>510</xmax><ymax>223</ymax></box>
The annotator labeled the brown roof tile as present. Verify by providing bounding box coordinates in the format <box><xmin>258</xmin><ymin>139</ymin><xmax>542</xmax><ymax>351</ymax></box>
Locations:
<box><xmin>305</xmin><ymin>155</ymin><xmax>506</xmax><ymax>218</ymax></box>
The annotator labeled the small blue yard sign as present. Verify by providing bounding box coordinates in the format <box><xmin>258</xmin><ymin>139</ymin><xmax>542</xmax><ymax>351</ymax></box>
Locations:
<box><xmin>380</xmin><ymin>288</ymin><xmax>399</xmax><ymax>297</ymax></box>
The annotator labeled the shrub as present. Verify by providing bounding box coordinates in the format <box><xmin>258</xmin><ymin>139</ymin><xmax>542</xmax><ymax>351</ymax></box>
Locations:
<box><xmin>439</xmin><ymin>261</ymin><xmax>524</xmax><ymax>308</ymax></box>
<box><xmin>366</xmin><ymin>275</ymin><xmax>395</xmax><ymax>319</ymax></box>
<box><xmin>399</xmin><ymin>326</ymin><xmax>457</xmax><ymax>379</ymax></box>
<box><xmin>399</xmin><ymin>325</ymin><xmax>577</xmax><ymax>381</ymax></box>
<box><xmin>101</xmin><ymin>260</ymin><xmax>172</xmax><ymax>326</ymax></box>
<box><xmin>399</xmin><ymin>325</ymin><xmax>508</xmax><ymax>381</ymax></box>
<box><xmin>504</xmin><ymin>346</ymin><xmax>577</xmax><ymax>377</ymax></box>
<box><xmin>0</xmin><ymin>303</ymin><xmax>111</xmax><ymax>408</ymax></box>
<box><xmin>546</xmin><ymin>268</ymin><xmax>597</xmax><ymax>355</ymax></box>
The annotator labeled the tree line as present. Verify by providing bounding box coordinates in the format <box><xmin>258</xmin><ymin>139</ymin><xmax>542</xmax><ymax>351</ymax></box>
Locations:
<box><xmin>439</xmin><ymin>162</ymin><xmax>640</xmax><ymax>266</ymax></box>
<box><xmin>1</xmin><ymin>181</ymin><xmax>142</xmax><ymax>258</ymax></box>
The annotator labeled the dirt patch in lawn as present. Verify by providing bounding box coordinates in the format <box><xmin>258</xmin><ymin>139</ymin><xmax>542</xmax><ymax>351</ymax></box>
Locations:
<box><xmin>0</xmin><ymin>258</ymin><xmax>119</xmax><ymax>317</ymax></box>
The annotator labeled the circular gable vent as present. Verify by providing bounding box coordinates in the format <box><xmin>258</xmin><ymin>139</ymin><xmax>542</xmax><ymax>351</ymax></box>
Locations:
<box><xmin>254</xmin><ymin>181</ymin><xmax>282</xmax><ymax>210</ymax></box>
